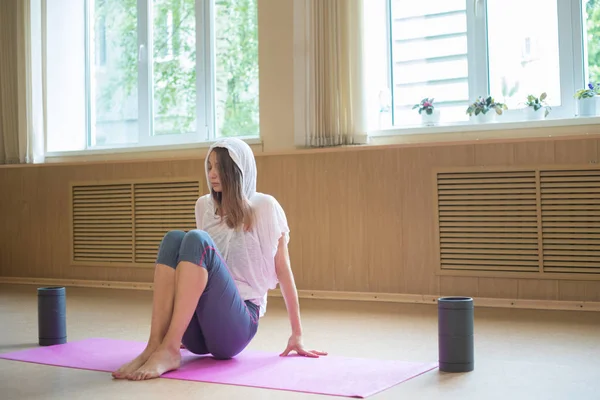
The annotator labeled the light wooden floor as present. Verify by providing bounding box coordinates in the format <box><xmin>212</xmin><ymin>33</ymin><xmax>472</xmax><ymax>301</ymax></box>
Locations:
<box><xmin>0</xmin><ymin>284</ymin><xmax>598</xmax><ymax>400</ymax></box>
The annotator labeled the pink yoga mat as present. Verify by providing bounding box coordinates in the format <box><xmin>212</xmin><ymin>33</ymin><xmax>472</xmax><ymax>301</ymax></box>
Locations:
<box><xmin>0</xmin><ymin>338</ymin><xmax>437</xmax><ymax>398</ymax></box>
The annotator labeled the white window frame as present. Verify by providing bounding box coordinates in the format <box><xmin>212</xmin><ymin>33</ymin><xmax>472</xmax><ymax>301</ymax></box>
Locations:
<box><xmin>44</xmin><ymin>0</ymin><xmax>268</xmax><ymax>158</ymax></box>
<box><xmin>84</xmin><ymin>0</ymin><xmax>213</xmax><ymax>151</ymax></box>
<box><xmin>468</xmin><ymin>0</ymin><xmax>489</xmax><ymax>109</ymax></box>
<box><xmin>470</xmin><ymin>0</ymin><xmax>581</xmax><ymax>121</ymax></box>
<box><xmin>371</xmin><ymin>0</ymin><xmax>596</xmax><ymax>136</ymax></box>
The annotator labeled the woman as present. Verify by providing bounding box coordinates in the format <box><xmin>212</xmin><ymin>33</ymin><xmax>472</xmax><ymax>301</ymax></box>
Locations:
<box><xmin>112</xmin><ymin>138</ymin><xmax>326</xmax><ymax>381</ymax></box>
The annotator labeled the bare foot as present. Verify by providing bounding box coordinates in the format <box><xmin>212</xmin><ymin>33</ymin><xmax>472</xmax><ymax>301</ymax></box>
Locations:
<box><xmin>128</xmin><ymin>346</ymin><xmax>181</xmax><ymax>381</ymax></box>
<box><xmin>112</xmin><ymin>345</ymin><xmax>157</xmax><ymax>379</ymax></box>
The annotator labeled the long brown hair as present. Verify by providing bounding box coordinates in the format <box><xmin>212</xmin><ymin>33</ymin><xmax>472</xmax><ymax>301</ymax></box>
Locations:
<box><xmin>211</xmin><ymin>147</ymin><xmax>254</xmax><ymax>231</ymax></box>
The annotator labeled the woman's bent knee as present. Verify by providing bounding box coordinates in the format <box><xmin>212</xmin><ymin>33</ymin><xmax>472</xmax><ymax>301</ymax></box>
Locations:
<box><xmin>182</xmin><ymin>229</ymin><xmax>212</xmax><ymax>245</ymax></box>
<box><xmin>161</xmin><ymin>230</ymin><xmax>187</xmax><ymax>248</ymax></box>
<box><xmin>179</xmin><ymin>230</ymin><xmax>215</xmax><ymax>268</ymax></box>
<box><xmin>155</xmin><ymin>230</ymin><xmax>186</xmax><ymax>268</ymax></box>
<box><xmin>180</xmin><ymin>230</ymin><xmax>214</xmax><ymax>256</ymax></box>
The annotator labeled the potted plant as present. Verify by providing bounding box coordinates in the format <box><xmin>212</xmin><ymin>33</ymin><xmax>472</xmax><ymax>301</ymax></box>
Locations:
<box><xmin>574</xmin><ymin>83</ymin><xmax>599</xmax><ymax>117</ymax></box>
<box><xmin>524</xmin><ymin>92</ymin><xmax>551</xmax><ymax>120</ymax></box>
<box><xmin>412</xmin><ymin>98</ymin><xmax>440</xmax><ymax>126</ymax></box>
<box><xmin>466</xmin><ymin>96</ymin><xmax>507</xmax><ymax>123</ymax></box>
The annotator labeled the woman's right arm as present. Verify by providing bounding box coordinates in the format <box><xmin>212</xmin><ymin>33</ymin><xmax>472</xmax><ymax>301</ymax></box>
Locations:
<box><xmin>195</xmin><ymin>197</ymin><xmax>205</xmax><ymax>230</ymax></box>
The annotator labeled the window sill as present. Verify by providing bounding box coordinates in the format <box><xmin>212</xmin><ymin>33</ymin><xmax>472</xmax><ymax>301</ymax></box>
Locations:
<box><xmin>369</xmin><ymin>115</ymin><xmax>600</xmax><ymax>138</ymax></box>
<box><xmin>42</xmin><ymin>137</ymin><xmax>263</xmax><ymax>164</ymax></box>
<box><xmin>361</xmin><ymin>115</ymin><xmax>600</xmax><ymax>150</ymax></box>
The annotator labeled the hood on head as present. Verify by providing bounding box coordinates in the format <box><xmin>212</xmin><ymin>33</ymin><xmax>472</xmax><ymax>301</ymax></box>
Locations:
<box><xmin>205</xmin><ymin>138</ymin><xmax>257</xmax><ymax>200</ymax></box>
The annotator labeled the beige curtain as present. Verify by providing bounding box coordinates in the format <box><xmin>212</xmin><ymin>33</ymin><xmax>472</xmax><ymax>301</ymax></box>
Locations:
<box><xmin>0</xmin><ymin>0</ymin><xmax>44</xmax><ymax>164</ymax></box>
<box><xmin>0</xmin><ymin>0</ymin><xmax>20</xmax><ymax>164</ymax></box>
<box><xmin>294</xmin><ymin>0</ymin><xmax>368</xmax><ymax>147</ymax></box>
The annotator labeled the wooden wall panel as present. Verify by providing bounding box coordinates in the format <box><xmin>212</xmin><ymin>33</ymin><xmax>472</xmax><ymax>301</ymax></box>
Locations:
<box><xmin>478</xmin><ymin>278</ymin><xmax>519</xmax><ymax>299</ymax></box>
<box><xmin>400</xmin><ymin>149</ymin><xmax>438</xmax><ymax>295</ymax></box>
<box><xmin>2</xmin><ymin>136</ymin><xmax>600</xmax><ymax>302</ymax></box>
<box><xmin>553</xmin><ymin>138</ymin><xmax>598</xmax><ymax>164</ymax></box>
<box><xmin>439</xmin><ymin>276</ymin><xmax>479</xmax><ymax>297</ymax></box>
<box><xmin>558</xmin><ymin>281</ymin><xmax>591</xmax><ymax>302</ymax></box>
<box><xmin>514</xmin><ymin>141</ymin><xmax>555</xmax><ymax>165</ymax></box>
<box><xmin>474</xmin><ymin>143</ymin><xmax>515</xmax><ymax>166</ymax></box>
<box><xmin>0</xmin><ymin>159</ymin><xmax>206</xmax><ymax>283</ymax></box>
<box><xmin>358</xmin><ymin>149</ymin><xmax>402</xmax><ymax>293</ymax></box>
<box><xmin>559</xmin><ymin>281</ymin><xmax>600</xmax><ymax>302</ymax></box>
<box><xmin>518</xmin><ymin>280</ymin><xmax>559</xmax><ymax>300</ymax></box>
<box><xmin>584</xmin><ymin>282</ymin><xmax>600</xmax><ymax>302</ymax></box>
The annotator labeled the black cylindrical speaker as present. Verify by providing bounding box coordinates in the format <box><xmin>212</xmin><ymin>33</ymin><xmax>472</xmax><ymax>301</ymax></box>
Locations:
<box><xmin>37</xmin><ymin>287</ymin><xmax>67</xmax><ymax>346</ymax></box>
<box><xmin>438</xmin><ymin>296</ymin><xmax>474</xmax><ymax>372</ymax></box>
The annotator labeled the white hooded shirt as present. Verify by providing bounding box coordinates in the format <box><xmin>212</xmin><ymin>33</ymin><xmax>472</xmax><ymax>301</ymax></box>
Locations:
<box><xmin>195</xmin><ymin>138</ymin><xmax>289</xmax><ymax>317</ymax></box>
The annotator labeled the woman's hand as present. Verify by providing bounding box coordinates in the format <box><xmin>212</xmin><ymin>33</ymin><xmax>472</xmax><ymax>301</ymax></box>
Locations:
<box><xmin>280</xmin><ymin>335</ymin><xmax>328</xmax><ymax>358</ymax></box>
<box><xmin>274</xmin><ymin>236</ymin><xmax>327</xmax><ymax>359</ymax></box>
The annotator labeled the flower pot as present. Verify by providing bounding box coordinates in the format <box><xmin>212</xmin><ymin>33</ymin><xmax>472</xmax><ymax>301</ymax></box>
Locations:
<box><xmin>421</xmin><ymin>109</ymin><xmax>440</xmax><ymax>126</ymax></box>
<box><xmin>576</xmin><ymin>97</ymin><xmax>598</xmax><ymax>117</ymax></box>
<box><xmin>471</xmin><ymin>111</ymin><xmax>496</xmax><ymax>124</ymax></box>
<box><xmin>524</xmin><ymin>107</ymin><xmax>546</xmax><ymax>120</ymax></box>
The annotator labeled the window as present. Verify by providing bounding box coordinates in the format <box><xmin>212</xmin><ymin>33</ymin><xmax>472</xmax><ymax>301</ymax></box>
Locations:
<box><xmin>486</xmin><ymin>0</ymin><xmax>561</xmax><ymax>110</ymax></box>
<box><xmin>94</xmin><ymin>2</ymin><xmax>106</xmax><ymax>67</ymax></box>
<box><xmin>388</xmin><ymin>0</ymin><xmax>469</xmax><ymax>125</ymax></box>
<box><xmin>585</xmin><ymin>0</ymin><xmax>600</xmax><ymax>84</ymax></box>
<box><xmin>45</xmin><ymin>0</ymin><xmax>259</xmax><ymax>154</ymax></box>
<box><xmin>368</xmin><ymin>0</ymin><xmax>598</xmax><ymax>130</ymax></box>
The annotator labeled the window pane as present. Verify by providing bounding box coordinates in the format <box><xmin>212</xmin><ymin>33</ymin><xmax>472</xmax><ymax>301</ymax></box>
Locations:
<box><xmin>390</xmin><ymin>0</ymin><xmax>469</xmax><ymax>125</ymax></box>
<box><xmin>487</xmin><ymin>0</ymin><xmax>561</xmax><ymax>109</ymax></box>
<box><xmin>391</xmin><ymin>0</ymin><xmax>464</xmax><ymax>19</ymax></box>
<box><xmin>152</xmin><ymin>0</ymin><xmax>196</xmax><ymax>136</ymax></box>
<box><xmin>215</xmin><ymin>0</ymin><xmax>259</xmax><ymax>137</ymax></box>
<box><xmin>91</xmin><ymin>0</ymin><xmax>139</xmax><ymax>147</ymax></box>
<box><xmin>584</xmin><ymin>0</ymin><xmax>600</xmax><ymax>85</ymax></box>
<box><xmin>47</xmin><ymin>0</ymin><xmax>86</xmax><ymax>152</ymax></box>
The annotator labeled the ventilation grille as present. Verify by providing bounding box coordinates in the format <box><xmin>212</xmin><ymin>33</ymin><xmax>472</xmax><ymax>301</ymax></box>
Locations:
<box><xmin>73</xmin><ymin>184</ymin><xmax>133</xmax><ymax>263</ymax></box>
<box><xmin>436</xmin><ymin>171</ymin><xmax>540</xmax><ymax>273</ymax></box>
<box><xmin>72</xmin><ymin>180</ymin><xmax>199</xmax><ymax>265</ymax></box>
<box><xmin>134</xmin><ymin>182</ymin><xmax>198</xmax><ymax>263</ymax></box>
<box><xmin>541</xmin><ymin>170</ymin><xmax>600</xmax><ymax>274</ymax></box>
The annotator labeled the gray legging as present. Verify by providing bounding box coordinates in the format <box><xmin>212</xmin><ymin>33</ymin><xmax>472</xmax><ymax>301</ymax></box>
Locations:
<box><xmin>155</xmin><ymin>230</ymin><xmax>259</xmax><ymax>359</ymax></box>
